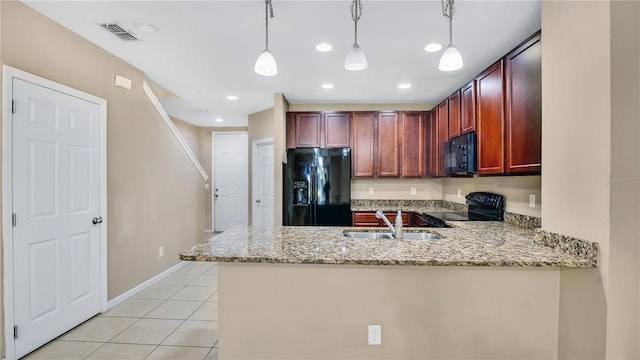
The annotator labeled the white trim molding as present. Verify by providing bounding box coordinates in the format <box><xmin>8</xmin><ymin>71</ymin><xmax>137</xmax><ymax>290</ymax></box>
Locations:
<box><xmin>142</xmin><ymin>80</ymin><xmax>208</xmax><ymax>181</ymax></box>
<box><xmin>2</xmin><ymin>65</ymin><xmax>108</xmax><ymax>360</ymax></box>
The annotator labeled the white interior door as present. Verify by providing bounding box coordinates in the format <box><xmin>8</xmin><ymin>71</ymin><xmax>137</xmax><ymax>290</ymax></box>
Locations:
<box><xmin>253</xmin><ymin>140</ymin><xmax>274</xmax><ymax>226</ymax></box>
<box><xmin>12</xmin><ymin>78</ymin><xmax>102</xmax><ymax>358</ymax></box>
<box><xmin>213</xmin><ymin>132</ymin><xmax>248</xmax><ymax>231</ymax></box>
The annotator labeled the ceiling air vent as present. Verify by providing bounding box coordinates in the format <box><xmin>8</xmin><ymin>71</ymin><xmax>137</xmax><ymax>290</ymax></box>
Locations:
<box><xmin>99</xmin><ymin>23</ymin><xmax>138</xmax><ymax>41</ymax></box>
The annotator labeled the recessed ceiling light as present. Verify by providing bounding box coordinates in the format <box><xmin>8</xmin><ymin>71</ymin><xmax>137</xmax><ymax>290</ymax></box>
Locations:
<box><xmin>215</xmin><ymin>118</ymin><xmax>224</xmax><ymax>123</ymax></box>
<box><xmin>226</xmin><ymin>95</ymin><xmax>239</xmax><ymax>100</ymax></box>
<box><xmin>133</xmin><ymin>21</ymin><xmax>159</xmax><ymax>33</ymax></box>
<box><xmin>315</xmin><ymin>43</ymin><xmax>333</xmax><ymax>52</ymax></box>
<box><xmin>321</xmin><ymin>84</ymin><xmax>334</xmax><ymax>89</ymax></box>
<box><xmin>424</xmin><ymin>43</ymin><xmax>443</xmax><ymax>53</ymax></box>
<box><xmin>398</xmin><ymin>83</ymin><xmax>412</xmax><ymax>89</ymax></box>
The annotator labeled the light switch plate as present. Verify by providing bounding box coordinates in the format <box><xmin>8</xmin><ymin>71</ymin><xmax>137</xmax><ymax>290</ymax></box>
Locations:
<box><xmin>368</xmin><ymin>325</ymin><xmax>381</xmax><ymax>345</ymax></box>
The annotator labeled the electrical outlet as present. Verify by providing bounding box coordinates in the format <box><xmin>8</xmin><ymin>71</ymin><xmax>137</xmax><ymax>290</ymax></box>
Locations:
<box><xmin>410</xmin><ymin>187</ymin><xmax>416</xmax><ymax>195</ymax></box>
<box><xmin>457</xmin><ymin>189</ymin><xmax>462</xmax><ymax>198</ymax></box>
<box><xmin>368</xmin><ymin>325</ymin><xmax>381</xmax><ymax>345</ymax></box>
<box><xmin>159</xmin><ymin>246</ymin><xmax>164</xmax><ymax>257</ymax></box>
<box><xmin>529</xmin><ymin>194</ymin><xmax>536</xmax><ymax>208</ymax></box>
<box><xmin>368</xmin><ymin>187</ymin><xmax>374</xmax><ymax>195</ymax></box>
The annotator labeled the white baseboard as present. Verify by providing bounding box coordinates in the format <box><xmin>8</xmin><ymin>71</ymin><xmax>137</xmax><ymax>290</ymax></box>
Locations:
<box><xmin>204</xmin><ymin>229</ymin><xmax>214</xmax><ymax>233</ymax></box>
<box><xmin>105</xmin><ymin>261</ymin><xmax>189</xmax><ymax>311</ymax></box>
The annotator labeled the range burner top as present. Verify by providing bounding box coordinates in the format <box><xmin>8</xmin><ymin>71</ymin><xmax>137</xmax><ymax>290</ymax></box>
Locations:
<box><xmin>421</xmin><ymin>211</ymin><xmax>469</xmax><ymax>221</ymax></box>
<box><xmin>418</xmin><ymin>192</ymin><xmax>505</xmax><ymax>227</ymax></box>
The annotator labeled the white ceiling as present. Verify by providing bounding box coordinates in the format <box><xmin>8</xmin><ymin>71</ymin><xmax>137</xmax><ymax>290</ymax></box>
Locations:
<box><xmin>23</xmin><ymin>0</ymin><xmax>541</xmax><ymax>128</ymax></box>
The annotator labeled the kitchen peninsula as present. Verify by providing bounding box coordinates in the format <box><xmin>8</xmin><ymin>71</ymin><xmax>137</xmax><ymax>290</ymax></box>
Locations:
<box><xmin>180</xmin><ymin>219</ymin><xmax>597</xmax><ymax>359</ymax></box>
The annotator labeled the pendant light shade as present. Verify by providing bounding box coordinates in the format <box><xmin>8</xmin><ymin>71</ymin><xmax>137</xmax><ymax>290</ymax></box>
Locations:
<box><xmin>345</xmin><ymin>0</ymin><xmax>367</xmax><ymax>71</ymax></box>
<box><xmin>255</xmin><ymin>0</ymin><xmax>277</xmax><ymax>76</ymax></box>
<box><xmin>255</xmin><ymin>49</ymin><xmax>277</xmax><ymax>76</ymax></box>
<box><xmin>438</xmin><ymin>44</ymin><xmax>463</xmax><ymax>71</ymax></box>
<box><xmin>345</xmin><ymin>44</ymin><xmax>368</xmax><ymax>71</ymax></box>
<box><xmin>439</xmin><ymin>0</ymin><xmax>463</xmax><ymax>72</ymax></box>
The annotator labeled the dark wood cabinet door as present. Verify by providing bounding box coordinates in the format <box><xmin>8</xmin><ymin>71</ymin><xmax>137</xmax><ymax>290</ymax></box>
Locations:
<box><xmin>286</xmin><ymin>113</ymin><xmax>296</xmax><ymax>149</ymax></box>
<box><xmin>461</xmin><ymin>81</ymin><xmax>476</xmax><ymax>134</ymax></box>
<box><xmin>351</xmin><ymin>112</ymin><xmax>376</xmax><ymax>178</ymax></box>
<box><xmin>436</xmin><ymin>100</ymin><xmax>449</xmax><ymax>177</ymax></box>
<box><xmin>505</xmin><ymin>32</ymin><xmax>541</xmax><ymax>174</ymax></box>
<box><xmin>448</xmin><ymin>91</ymin><xmax>462</xmax><ymax>139</ymax></box>
<box><xmin>425</xmin><ymin>111</ymin><xmax>437</xmax><ymax>178</ymax></box>
<box><xmin>376</xmin><ymin>112</ymin><xmax>400</xmax><ymax>177</ymax></box>
<box><xmin>476</xmin><ymin>60</ymin><xmax>505</xmax><ymax>175</ymax></box>
<box><xmin>324</xmin><ymin>112</ymin><xmax>351</xmax><ymax>148</ymax></box>
<box><xmin>295</xmin><ymin>112</ymin><xmax>321</xmax><ymax>148</ymax></box>
<box><xmin>400</xmin><ymin>112</ymin><xmax>425</xmax><ymax>178</ymax></box>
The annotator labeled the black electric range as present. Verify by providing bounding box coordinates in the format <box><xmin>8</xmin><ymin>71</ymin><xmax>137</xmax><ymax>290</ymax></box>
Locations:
<box><xmin>418</xmin><ymin>192</ymin><xmax>505</xmax><ymax>227</ymax></box>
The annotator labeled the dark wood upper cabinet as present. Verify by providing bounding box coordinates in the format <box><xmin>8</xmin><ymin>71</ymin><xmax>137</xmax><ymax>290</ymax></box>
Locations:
<box><xmin>436</xmin><ymin>100</ymin><xmax>449</xmax><ymax>176</ymax></box>
<box><xmin>286</xmin><ymin>113</ymin><xmax>296</xmax><ymax>149</ymax></box>
<box><xmin>294</xmin><ymin>112</ymin><xmax>321</xmax><ymax>148</ymax></box>
<box><xmin>376</xmin><ymin>112</ymin><xmax>400</xmax><ymax>177</ymax></box>
<box><xmin>448</xmin><ymin>91</ymin><xmax>462</xmax><ymax>139</ymax></box>
<box><xmin>351</xmin><ymin>112</ymin><xmax>376</xmax><ymax>178</ymax></box>
<box><xmin>476</xmin><ymin>60</ymin><xmax>505</xmax><ymax>175</ymax></box>
<box><xmin>505</xmin><ymin>32</ymin><xmax>541</xmax><ymax>174</ymax></box>
<box><xmin>425</xmin><ymin>111</ymin><xmax>438</xmax><ymax>178</ymax></box>
<box><xmin>460</xmin><ymin>80</ymin><xmax>476</xmax><ymax>134</ymax></box>
<box><xmin>400</xmin><ymin>112</ymin><xmax>425</xmax><ymax>178</ymax></box>
<box><xmin>324</xmin><ymin>112</ymin><xmax>351</xmax><ymax>148</ymax></box>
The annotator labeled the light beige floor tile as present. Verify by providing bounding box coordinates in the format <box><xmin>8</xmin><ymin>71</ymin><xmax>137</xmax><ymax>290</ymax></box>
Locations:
<box><xmin>155</xmin><ymin>273</ymin><xmax>199</xmax><ymax>286</ymax></box>
<box><xmin>84</xmin><ymin>343</ymin><xmax>155</xmax><ymax>360</ymax></box>
<box><xmin>61</xmin><ymin>317</ymin><xmax>137</xmax><ymax>342</ymax></box>
<box><xmin>205</xmin><ymin>348</ymin><xmax>219</xmax><ymax>360</ymax></box>
<box><xmin>170</xmin><ymin>286</ymin><xmax>216</xmax><ymax>301</ymax></box>
<box><xmin>145</xmin><ymin>345</ymin><xmax>211</xmax><ymax>360</ymax></box>
<box><xmin>23</xmin><ymin>340</ymin><xmax>103</xmax><ymax>360</ymax></box>
<box><xmin>207</xmin><ymin>290</ymin><xmax>218</xmax><ymax>302</ymax></box>
<box><xmin>161</xmin><ymin>321</ymin><xmax>218</xmax><ymax>347</ymax></box>
<box><xmin>189</xmin><ymin>301</ymin><xmax>218</xmax><ymax>321</ymax></box>
<box><xmin>144</xmin><ymin>300</ymin><xmax>203</xmax><ymax>320</ymax></box>
<box><xmin>111</xmin><ymin>318</ymin><xmax>182</xmax><ymax>345</ymax></box>
<box><xmin>132</xmin><ymin>285</ymin><xmax>183</xmax><ymax>300</ymax></box>
<box><xmin>179</xmin><ymin>262</ymin><xmax>215</xmax><ymax>275</ymax></box>
<box><xmin>189</xmin><ymin>275</ymin><xmax>217</xmax><ymax>287</ymax></box>
<box><xmin>101</xmin><ymin>299</ymin><xmax>163</xmax><ymax>318</ymax></box>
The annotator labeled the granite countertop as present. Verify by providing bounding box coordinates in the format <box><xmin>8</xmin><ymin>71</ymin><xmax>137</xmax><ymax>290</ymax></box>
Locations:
<box><xmin>179</xmin><ymin>222</ymin><xmax>598</xmax><ymax>268</ymax></box>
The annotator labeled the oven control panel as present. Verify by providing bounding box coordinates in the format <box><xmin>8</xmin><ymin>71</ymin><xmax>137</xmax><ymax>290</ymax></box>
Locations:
<box><xmin>465</xmin><ymin>192</ymin><xmax>504</xmax><ymax>210</ymax></box>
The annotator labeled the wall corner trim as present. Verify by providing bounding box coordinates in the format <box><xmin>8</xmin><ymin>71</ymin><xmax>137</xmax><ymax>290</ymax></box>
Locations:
<box><xmin>142</xmin><ymin>80</ymin><xmax>208</xmax><ymax>181</ymax></box>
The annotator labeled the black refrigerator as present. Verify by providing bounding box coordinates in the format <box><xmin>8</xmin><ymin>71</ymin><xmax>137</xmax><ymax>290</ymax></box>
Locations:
<box><xmin>284</xmin><ymin>148</ymin><xmax>351</xmax><ymax>226</ymax></box>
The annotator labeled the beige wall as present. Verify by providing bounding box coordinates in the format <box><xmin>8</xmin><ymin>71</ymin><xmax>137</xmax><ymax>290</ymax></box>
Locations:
<box><xmin>1</xmin><ymin>0</ymin><xmax>205</xmax><ymax>344</ymax></box>
<box><xmin>220</xmin><ymin>263</ymin><xmax>560</xmax><ymax>359</ymax></box>
<box><xmin>352</xmin><ymin>178</ymin><xmax>443</xmax><ymax>200</ymax></box>
<box><xmin>543</xmin><ymin>1</ymin><xmax>640</xmax><ymax>358</ymax></box>
<box><xmin>273</xmin><ymin>94</ymin><xmax>289</xmax><ymax>226</ymax></box>
<box><xmin>195</xmin><ymin>127</ymin><xmax>248</xmax><ymax>231</ymax></box>
<box><xmin>248</xmin><ymin>108</ymin><xmax>275</xmax><ymax>224</ymax></box>
<box><xmin>442</xmin><ymin>176</ymin><xmax>541</xmax><ymax>217</ymax></box>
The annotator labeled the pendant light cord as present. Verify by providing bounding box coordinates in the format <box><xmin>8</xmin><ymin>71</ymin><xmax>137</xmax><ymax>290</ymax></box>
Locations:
<box><xmin>265</xmin><ymin>0</ymin><xmax>274</xmax><ymax>50</ymax></box>
<box><xmin>351</xmin><ymin>0</ymin><xmax>362</xmax><ymax>45</ymax></box>
<box><xmin>442</xmin><ymin>0</ymin><xmax>455</xmax><ymax>45</ymax></box>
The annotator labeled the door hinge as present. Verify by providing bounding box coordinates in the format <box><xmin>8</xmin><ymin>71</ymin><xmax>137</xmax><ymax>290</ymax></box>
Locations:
<box><xmin>11</xmin><ymin>99</ymin><xmax>16</xmax><ymax>114</ymax></box>
<box><xmin>12</xmin><ymin>213</ymin><xmax>16</xmax><ymax>227</ymax></box>
<box><xmin>14</xmin><ymin>325</ymin><xmax>18</xmax><ymax>339</ymax></box>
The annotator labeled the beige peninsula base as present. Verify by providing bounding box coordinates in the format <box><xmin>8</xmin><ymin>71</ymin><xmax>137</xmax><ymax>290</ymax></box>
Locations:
<box><xmin>218</xmin><ymin>262</ymin><xmax>562</xmax><ymax>359</ymax></box>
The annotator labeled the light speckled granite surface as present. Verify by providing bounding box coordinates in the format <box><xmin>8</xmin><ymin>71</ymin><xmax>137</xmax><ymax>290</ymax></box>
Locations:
<box><xmin>180</xmin><ymin>223</ymin><xmax>597</xmax><ymax>267</ymax></box>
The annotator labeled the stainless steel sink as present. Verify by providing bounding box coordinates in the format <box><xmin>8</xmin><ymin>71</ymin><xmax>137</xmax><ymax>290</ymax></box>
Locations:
<box><xmin>343</xmin><ymin>232</ymin><xmax>394</xmax><ymax>239</ymax></box>
<box><xmin>343</xmin><ymin>231</ymin><xmax>442</xmax><ymax>240</ymax></box>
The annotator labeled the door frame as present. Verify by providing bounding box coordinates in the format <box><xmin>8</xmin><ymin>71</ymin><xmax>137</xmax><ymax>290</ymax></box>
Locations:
<box><xmin>211</xmin><ymin>131</ymin><xmax>248</xmax><ymax>231</ymax></box>
<box><xmin>1</xmin><ymin>66</ymin><xmax>108</xmax><ymax>360</ymax></box>
<box><xmin>251</xmin><ymin>137</ymin><xmax>274</xmax><ymax>226</ymax></box>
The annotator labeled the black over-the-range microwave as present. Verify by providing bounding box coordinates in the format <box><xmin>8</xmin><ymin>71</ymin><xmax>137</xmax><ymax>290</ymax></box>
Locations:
<box><xmin>444</xmin><ymin>132</ymin><xmax>477</xmax><ymax>175</ymax></box>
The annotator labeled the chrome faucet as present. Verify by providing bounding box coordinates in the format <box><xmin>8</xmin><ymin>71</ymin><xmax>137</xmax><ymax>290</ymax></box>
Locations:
<box><xmin>375</xmin><ymin>210</ymin><xmax>396</xmax><ymax>237</ymax></box>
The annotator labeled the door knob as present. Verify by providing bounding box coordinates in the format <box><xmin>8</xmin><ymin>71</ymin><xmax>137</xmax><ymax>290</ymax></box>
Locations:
<box><xmin>92</xmin><ymin>216</ymin><xmax>103</xmax><ymax>225</ymax></box>
<box><xmin>256</xmin><ymin>199</ymin><xmax>261</xmax><ymax>204</ymax></box>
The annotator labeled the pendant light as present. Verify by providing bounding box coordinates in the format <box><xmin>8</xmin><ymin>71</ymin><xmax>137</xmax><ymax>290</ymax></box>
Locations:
<box><xmin>345</xmin><ymin>0</ymin><xmax>367</xmax><ymax>71</ymax></box>
<box><xmin>439</xmin><ymin>0</ymin><xmax>463</xmax><ymax>72</ymax></box>
<box><xmin>255</xmin><ymin>0</ymin><xmax>277</xmax><ymax>76</ymax></box>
